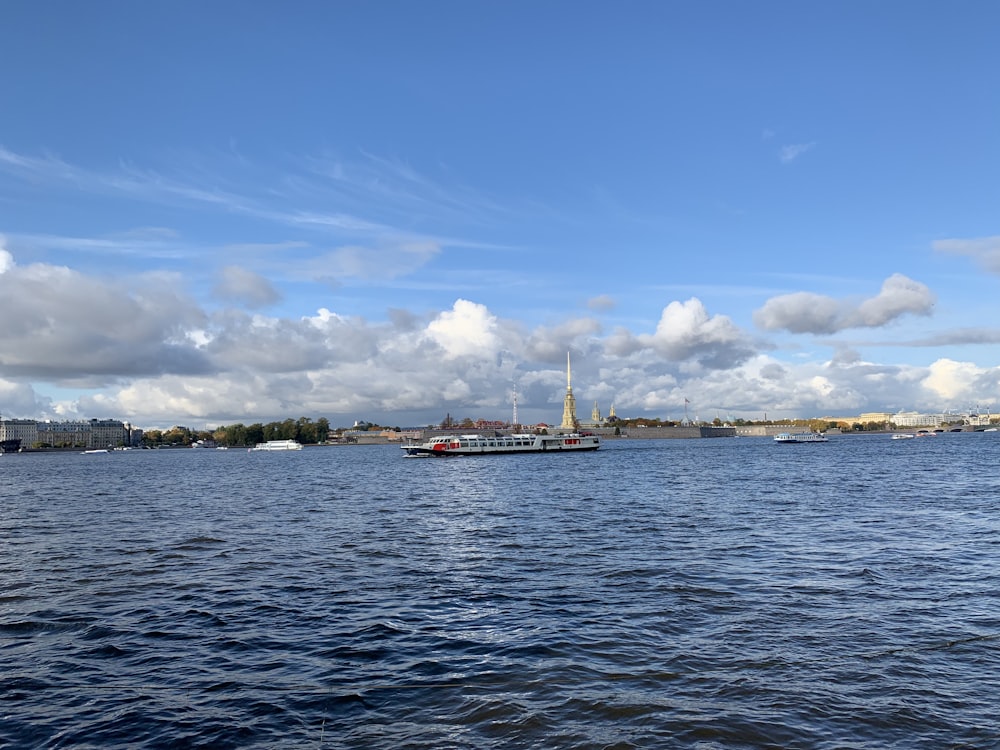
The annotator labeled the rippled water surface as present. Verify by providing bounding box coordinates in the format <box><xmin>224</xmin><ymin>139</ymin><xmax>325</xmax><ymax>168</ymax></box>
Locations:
<box><xmin>3</xmin><ymin>434</ymin><xmax>1000</xmax><ymax>748</ymax></box>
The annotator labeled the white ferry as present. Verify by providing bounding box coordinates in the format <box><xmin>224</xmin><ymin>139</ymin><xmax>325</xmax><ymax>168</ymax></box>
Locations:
<box><xmin>249</xmin><ymin>439</ymin><xmax>303</xmax><ymax>451</ymax></box>
<box><xmin>773</xmin><ymin>432</ymin><xmax>829</xmax><ymax>444</ymax></box>
<box><xmin>401</xmin><ymin>432</ymin><xmax>600</xmax><ymax>457</ymax></box>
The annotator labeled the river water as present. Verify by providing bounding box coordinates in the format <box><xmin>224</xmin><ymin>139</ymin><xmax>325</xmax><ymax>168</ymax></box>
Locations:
<box><xmin>2</xmin><ymin>434</ymin><xmax>999</xmax><ymax>748</ymax></box>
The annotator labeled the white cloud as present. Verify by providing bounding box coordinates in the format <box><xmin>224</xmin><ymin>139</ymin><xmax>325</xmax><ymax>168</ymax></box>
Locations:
<box><xmin>933</xmin><ymin>235</ymin><xmax>1000</xmax><ymax>273</ymax></box>
<box><xmin>3</xmin><ymin>247</ymin><xmax>997</xmax><ymax>429</ymax></box>
<box><xmin>636</xmin><ymin>298</ymin><xmax>759</xmax><ymax>369</ymax></box>
<box><xmin>779</xmin><ymin>142</ymin><xmax>816</xmax><ymax>163</ymax></box>
<box><xmin>311</xmin><ymin>240</ymin><xmax>442</xmax><ymax>282</ymax></box>
<box><xmin>0</xmin><ymin>252</ymin><xmax>209</xmax><ymax>383</ymax></box>
<box><xmin>587</xmin><ymin>294</ymin><xmax>616</xmax><ymax>312</ymax></box>
<box><xmin>0</xmin><ymin>245</ymin><xmax>14</xmax><ymax>273</ymax></box>
<box><xmin>922</xmin><ymin>358</ymin><xmax>985</xmax><ymax>402</ymax></box>
<box><xmin>212</xmin><ymin>266</ymin><xmax>281</xmax><ymax>308</ymax></box>
<box><xmin>0</xmin><ymin>378</ymin><xmax>53</xmax><ymax>420</ymax></box>
<box><xmin>754</xmin><ymin>274</ymin><xmax>935</xmax><ymax>334</ymax></box>
<box><xmin>423</xmin><ymin>299</ymin><xmax>503</xmax><ymax>359</ymax></box>
<box><xmin>846</xmin><ymin>274</ymin><xmax>935</xmax><ymax>327</ymax></box>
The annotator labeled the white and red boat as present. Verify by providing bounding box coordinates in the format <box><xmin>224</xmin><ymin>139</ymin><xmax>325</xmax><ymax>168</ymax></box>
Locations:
<box><xmin>402</xmin><ymin>432</ymin><xmax>600</xmax><ymax>457</ymax></box>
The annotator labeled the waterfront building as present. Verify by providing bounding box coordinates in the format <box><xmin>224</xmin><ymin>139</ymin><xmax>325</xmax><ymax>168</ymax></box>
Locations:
<box><xmin>37</xmin><ymin>420</ymin><xmax>91</xmax><ymax>448</ymax></box>
<box><xmin>891</xmin><ymin>411</ymin><xmax>945</xmax><ymax>428</ymax></box>
<box><xmin>34</xmin><ymin>419</ymin><xmax>128</xmax><ymax>448</ymax></box>
<box><xmin>89</xmin><ymin>418</ymin><xmax>128</xmax><ymax>448</ymax></box>
<box><xmin>859</xmin><ymin>412</ymin><xmax>894</xmax><ymax>424</ymax></box>
<box><xmin>0</xmin><ymin>418</ymin><xmax>39</xmax><ymax>448</ymax></box>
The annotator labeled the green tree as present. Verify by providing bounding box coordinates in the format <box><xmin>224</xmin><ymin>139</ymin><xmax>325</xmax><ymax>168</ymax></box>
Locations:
<box><xmin>161</xmin><ymin>426</ymin><xmax>193</xmax><ymax>445</ymax></box>
<box><xmin>295</xmin><ymin>417</ymin><xmax>311</xmax><ymax>444</ymax></box>
<box><xmin>315</xmin><ymin>417</ymin><xmax>330</xmax><ymax>443</ymax></box>
<box><xmin>246</xmin><ymin>423</ymin><xmax>265</xmax><ymax>445</ymax></box>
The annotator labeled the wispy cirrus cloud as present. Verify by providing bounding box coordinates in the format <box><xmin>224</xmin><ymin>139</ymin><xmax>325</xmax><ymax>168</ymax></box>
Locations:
<box><xmin>0</xmin><ymin>145</ymin><xmax>500</xmax><ymax>245</ymax></box>
<box><xmin>933</xmin><ymin>235</ymin><xmax>1000</xmax><ymax>273</ymax></box>
<box><xmin>779</xmin><ymin>142</ymin><xmax>816</xmax><ymax>163</ymax></box>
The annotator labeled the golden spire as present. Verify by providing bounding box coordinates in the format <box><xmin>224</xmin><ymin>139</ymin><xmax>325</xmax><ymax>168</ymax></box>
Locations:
<box><xmin>560</xmin><ymin>350</ymin><xmax>578</xmax><ymax>429</ymax></box>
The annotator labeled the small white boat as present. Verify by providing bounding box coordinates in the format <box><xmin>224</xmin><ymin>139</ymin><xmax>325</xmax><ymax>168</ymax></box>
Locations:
<box><xmin>81</xmin><ymin>448</ymin><xmax>111</xmax><ymax>454</ymax></box>
<box><xmin>249</xmin><ymin>440</ymin><xmax>303</xmax><ymax>451</ymax></box>
<box><xmin>773</xmin><ymin>432</ymin><xmax>828</xmax><ymax>444</ymax></box>
<box><xmin>891</xmin><ymin>433</ymin><xmax>915</xmax><ymax>440</ymax></box>
<box><xmin>402</xmin><ymin>432</ymin><xmax>600</xmax><ymax>457</ymax></box>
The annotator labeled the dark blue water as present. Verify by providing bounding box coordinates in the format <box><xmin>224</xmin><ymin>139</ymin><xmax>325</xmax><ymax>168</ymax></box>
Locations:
<box><xmin>3</xmin><ymin>434</ymin><xmax>1000</xmax><ymax>748</ymax></box>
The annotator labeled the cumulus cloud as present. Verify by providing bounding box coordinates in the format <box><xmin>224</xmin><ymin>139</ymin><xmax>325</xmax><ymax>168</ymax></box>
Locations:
<box><xmin>4</xmin><ymin>244</ymin><xmax>997</xmax><ymax>429</ymax></box>
<box><xmin>933</xmin><ymin>235</ymin><xmax>1000</xmax><ymax>273</ymax></box>
<box><xmin>212</xmin><ymin>265</ymin><xmax>281</xmax><ymax>308</ymax></box>
<box><xmin>0</xmin><ymin>252</ymin><xmax>210</xmax><ymax>383</ymax></box>
<box><xmin>0</xmin><ymin>378</ymin><xmax>54</xmax><ymax>420</ymax></box>
<box><xmin>754</xmin><ymin>274</ymin><xmax>934</xmax><ymax>334</ymax></box>
<box><xmin>847</xmin><ymin>274</ymin><xmax>936</xmax><ymax>327</ymax></box>
<box><xmin>423</xmin><ymin>299</ymin><xmax>506</xmax><ymax>359</ymax></box>
<box><xmin>922</xmin><ymin>358</ymin><xmax>985</xmax><ymax>402</ymax></box>
<box><xmin>636</xmin><ymin>298</ymin><xmax>759</xmax><ymax>369</ymax></box>
<box><xmin>524</xmin><ymin>318</ymin><xmax>602</xmax><ymax>362</ymax></box>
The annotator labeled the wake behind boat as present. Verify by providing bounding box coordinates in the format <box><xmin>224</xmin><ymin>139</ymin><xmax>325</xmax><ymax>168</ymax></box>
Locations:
<box><xmin>774</xmin><ymin>432</ymin><xmax>828</xmax><ymax>444</ymax></box>
<box><xmin>402</xmin><ymin>432</ymin><xmax>600</xmax><ymax>457</ymax></box>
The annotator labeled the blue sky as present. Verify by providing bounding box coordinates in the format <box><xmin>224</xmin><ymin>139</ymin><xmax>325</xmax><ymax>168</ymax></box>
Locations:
<box><xmin>2</xmin><ymin>1</ymin><xmax>999</xmax><ymax>428</ymax></box>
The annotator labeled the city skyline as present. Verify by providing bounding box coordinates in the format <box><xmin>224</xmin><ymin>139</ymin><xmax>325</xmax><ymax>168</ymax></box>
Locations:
<box><xmin>2</xmin><ymin>2</ymin><xmax>999</xmax><ymax>430</ymax></box>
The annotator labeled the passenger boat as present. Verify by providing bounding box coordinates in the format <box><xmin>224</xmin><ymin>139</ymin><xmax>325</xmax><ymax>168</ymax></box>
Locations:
<box><xmin>249</xmin><ymin>439</ymin><xmax>303</xmax><ymax>451</ymax></box>
<box><xmin>773</xmin><ymin>432</ymin><xmax>828</xmax><ymax>444</ymax></box>
<box><xmin>401</xmin><ymin>432</ymin><xmax>600</xmax><ymax>457</ymax></box>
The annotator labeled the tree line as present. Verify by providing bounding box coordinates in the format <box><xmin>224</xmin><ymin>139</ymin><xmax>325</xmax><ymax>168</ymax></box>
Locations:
<box><xmin>143</xmin><ymin>417</ymin><xmax>332</xmax><ymax>447</ymax></box>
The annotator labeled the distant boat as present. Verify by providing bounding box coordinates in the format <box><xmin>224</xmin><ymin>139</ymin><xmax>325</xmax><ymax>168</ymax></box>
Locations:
<box><xmin>0</xmin><ymin>438</ymin><xmax>22</xmax><ymax>454</ymax></box>
<box><xmin>249</xmin><ymin>439</ymin><xmax>303</xmax><ymax>451</ymax></box>
<box><xmin>773</xmin><ymin>432</ymin><xmax>828</xmax><ymax>444</ymax></box>
<box><xmin>82</xmin><ymin>448</ymin><xmax>111</xmax><ymax>454</ymax></box>
<box><xmin>402</xmin><ymin>432</ymin><xmax>600</xmax><ymax>457</ymax></box>
<box><xmin>891</xmin><ymin>433</ymin><xmax>915</xmax><ymax>440</ymax></box>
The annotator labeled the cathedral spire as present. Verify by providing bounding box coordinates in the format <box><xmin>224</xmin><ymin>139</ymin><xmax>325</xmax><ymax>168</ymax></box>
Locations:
<box><xmin>560</xmin><ymin>350</ymin><xmax>578</xmax><ymax>429</ymax></box>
